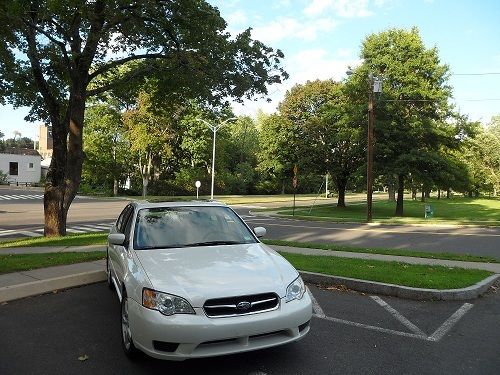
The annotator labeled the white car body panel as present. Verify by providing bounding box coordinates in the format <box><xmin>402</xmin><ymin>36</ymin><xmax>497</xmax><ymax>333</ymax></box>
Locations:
<box><xmin>135</xmin><ymin>243</ymin><xmax>298</xmax><ymax>307</ymax></box>
<box><xmin>107</xmin><ymin>201</ymin><xmax>312</xmax><ymax>361</ymax></box>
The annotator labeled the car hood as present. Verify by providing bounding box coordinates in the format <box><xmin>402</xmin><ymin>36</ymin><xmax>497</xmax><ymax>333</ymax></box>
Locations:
<box><xmin>134</xmin><ymin>243</ymin><xmax>298</xmax><ymax>307</ymax></box>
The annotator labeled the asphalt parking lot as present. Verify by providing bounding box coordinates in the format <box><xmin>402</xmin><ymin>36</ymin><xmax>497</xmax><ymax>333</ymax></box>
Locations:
<box><xmin>0</xmin><ymin>282</ymin><xmax>498</xmax><ymax>375</ymax></box>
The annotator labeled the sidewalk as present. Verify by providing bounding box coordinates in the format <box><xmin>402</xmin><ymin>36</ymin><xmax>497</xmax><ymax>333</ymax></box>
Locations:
<box><xmin>0</xmin><ymin>245</ymin><xmax>498</xmax><ymax>303</ymax></box>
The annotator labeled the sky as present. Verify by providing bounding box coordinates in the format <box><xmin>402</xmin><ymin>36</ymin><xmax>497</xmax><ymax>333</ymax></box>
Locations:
<box><xmin>1</xmin><ymin>0</ymin><xmax>499</xmax><ymax>141</ymax></box>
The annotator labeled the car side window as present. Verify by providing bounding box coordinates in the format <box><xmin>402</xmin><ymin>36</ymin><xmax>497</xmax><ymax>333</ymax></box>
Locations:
<box><xmin>117</xmin><ymin>205</ymin><xmax>133</xmax><ymax>234</ymax></box>
<box><xmin>122</xmin><ymin>207</ymin><xmax>135</xmax><ymax>240</ymax></box>
<box><xmin>116</xmin><ymin>205</ymin><xmax>130</xmax><ymax>232</ymax></box>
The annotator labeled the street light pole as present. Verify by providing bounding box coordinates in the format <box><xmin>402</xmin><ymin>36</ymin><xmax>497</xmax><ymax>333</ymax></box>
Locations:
<box><xmin>197</xmin><ymin>117</ymin><xmax>236</xmax><ymax>200</ymax></box>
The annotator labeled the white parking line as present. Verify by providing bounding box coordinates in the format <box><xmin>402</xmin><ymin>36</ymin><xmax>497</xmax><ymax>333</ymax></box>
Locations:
<box><xmin>318</xmin><ymin>315</ymin><xmax>427</xmax><ymax>341</ymax></box>
<box><xmin>371</xmin><ymin>295</ymin><xmax>426</xmax><ymax>336</ymax></box>
<box><xmin>428</xmin><ymin>303</ymin><xmax>474</xmax><ymax>342</ymax></box>
<box><xmin>309</xmin><ymin>289</ymin><xmax>473</xmax><ymax>342</ymax></box>
<box><xmin>308</xmin><ymin>288</ymin><xmax>326</xmax><ymax>318</ymax></box>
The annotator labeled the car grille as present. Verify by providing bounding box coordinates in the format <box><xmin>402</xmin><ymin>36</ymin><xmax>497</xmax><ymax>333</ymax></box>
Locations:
<box><xmin>203</xmin><ymin>292</ymin><xmax>280</xmax><ymax>318</ymax></box>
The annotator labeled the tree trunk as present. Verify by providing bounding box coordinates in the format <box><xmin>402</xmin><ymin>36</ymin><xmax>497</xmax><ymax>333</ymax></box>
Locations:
<box><xmin>395</xmin><ymin>174</ymin><xmax>404</xmax><ymax>216</ymax></box>
<box><xmin>335</xmin><ymin>176</ymin><xmax>347</xmax><ymax>208</ymax></box>
<box><xmin>425</xmin><ymin>190</ymin><xmax>430</xmax><ymax>199</ymax></box>
<box><xmin>411</xmin><ymin>188</ymin><xmax>417</xmax><ymax>200</ymax></box>
<box><xmin>337</xmin><ymin>188</ymin><xmax>346</xmax><ymax>207</ymax></box>
<box><xmin>437</xmin><ymin>189</ymin><xmax>441</xmax><ymax>199</ymax></box>
<box><xmin>281</xmin><ymin>180</ymin><xmax>286</xmax><ymax>195</ymax></box>
<box><xmin>447</xmin><ymin>188</ymin><xmax>450</xmax><ymax>199</ymax></box>
<box><xmin>44</xmin><ymin>95</ymin><xmax>85</xmax><ymax>236</ymax></box>
<box><xmin>387</xmin><ymin>179</ymin><xmax>396</xmax><ymax>201</ymax></box>
<box><xmin>421</xmin><ymin>189</ymin><xmax>425</xmax><ymax>202</ymax></box>
<box><xmin>142</xmin><ymin>177</ymin><xmax>148</xmax><ymax>197</ymax></box>
<box><xmin>113</xmin><ymin>179</ymin><xmax>119</xmax><ymax>197</ymax></box>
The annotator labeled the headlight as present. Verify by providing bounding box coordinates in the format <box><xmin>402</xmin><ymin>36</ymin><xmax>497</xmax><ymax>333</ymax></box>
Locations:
<box><xmin>142</xmin><ymin>288</ymin><xmax>195</xmax><ymax>316</ymax></box>
<box><xmin>285</xmin><ymin>276</ymin><xmax>306</xmax><ymax>302</ymax></box>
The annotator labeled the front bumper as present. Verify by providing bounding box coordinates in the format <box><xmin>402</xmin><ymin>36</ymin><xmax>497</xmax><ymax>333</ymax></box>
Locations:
<box><xmin>128</xmin><ymin>292</ymin><xmax>312</xmax><ymax>360</ymax></box>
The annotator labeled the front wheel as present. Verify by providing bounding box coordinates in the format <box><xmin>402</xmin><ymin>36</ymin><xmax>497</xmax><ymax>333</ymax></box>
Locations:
<box><xmin>121</xmin><ymin>295</ymin><xmax>140</xmax><ymax>359</ymax></box>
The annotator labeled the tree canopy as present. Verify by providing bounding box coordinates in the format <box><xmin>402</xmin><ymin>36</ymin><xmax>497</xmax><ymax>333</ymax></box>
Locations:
<box><xmin>0</xmin><ymin>0</ymin><xmax>287</xmax><ymax>235</ymax></box>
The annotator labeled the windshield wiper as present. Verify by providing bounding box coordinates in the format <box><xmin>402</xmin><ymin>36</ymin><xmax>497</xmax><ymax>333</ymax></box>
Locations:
<box><xmin>136</xmin><ymin>245</ymin><xmax>187</xmax><ymax>250</ymax></box>
<box><xmin>186</xmin><ymin>240</ymin><xmax>242</xmax><ymax>247</ymax></box>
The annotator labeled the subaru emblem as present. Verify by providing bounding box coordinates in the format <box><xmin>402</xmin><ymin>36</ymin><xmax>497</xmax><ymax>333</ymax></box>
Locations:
<box><xmin>236</xmin><ymin>301</ymin><xmax>251</xmax><ymax>311</ymax></box>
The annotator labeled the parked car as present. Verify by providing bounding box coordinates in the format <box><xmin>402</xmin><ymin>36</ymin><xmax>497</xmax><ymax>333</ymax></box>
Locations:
<box><xmin>107</xmin><ymin>201</ymin><xmax>312</xmax><ymax>360</ymax></box>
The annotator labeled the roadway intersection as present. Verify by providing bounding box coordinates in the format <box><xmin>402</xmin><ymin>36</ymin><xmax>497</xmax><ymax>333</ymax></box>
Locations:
<box><xmin>1</xmin><ymin>188</ymin><xmax>499</xmax><ymax>261</ymax></box>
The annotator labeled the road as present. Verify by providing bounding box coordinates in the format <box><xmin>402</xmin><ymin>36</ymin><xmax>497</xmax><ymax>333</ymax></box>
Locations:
<box><xmin>0</xmin><ymin>282</ymin><xmax>498</xmax><ymax>374</ymax></box>
<box><xmin>1</xmin><ymin>188</ymin><xmax>499</xmax><ymax>260</ymax></box>
<box><xmin>237</xmin><ymin>211</ymin><xmax>500</xmax><ymax>260</ymax></box>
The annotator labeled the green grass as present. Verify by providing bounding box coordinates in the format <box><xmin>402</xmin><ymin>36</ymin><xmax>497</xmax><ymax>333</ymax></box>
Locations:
<box><xmin>263</xmin><ymin>239</ymin><xmax>499</xmax><ymax>263</ymax></box>
<box><xmin>279</xmin><ymin>251</ymin><xmax>492</xmax><ymax>289</ymax></box>
<box><xmin>0</xmin><ymin>232</ymin><xmax>108</xmax><ymax>248</ymax></box>
<box><xmin>0</xmin><ymin>252</ymin><xmax>105</xmax><ymax>275</ymax></box>
<box><xmin>278</xmin><ymin>197</ymin><xmax>500</xmax><ymax>225</ymax></box>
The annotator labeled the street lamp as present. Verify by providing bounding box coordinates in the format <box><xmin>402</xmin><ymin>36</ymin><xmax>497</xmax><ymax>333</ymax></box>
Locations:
<box><xmin>197</xmin><ymin>117</ymin><xmax>237</xmax><ymax>200</ymax></box>
<box><xmin>346</xmin><ymin>69</ymin><xmax>382</xmax><ymax>222</ymax></box>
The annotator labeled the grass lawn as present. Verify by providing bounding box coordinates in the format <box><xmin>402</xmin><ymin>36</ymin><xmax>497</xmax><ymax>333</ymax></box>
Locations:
<box><xmin>280</xmin><ymin>251</ymin><xmax>493</xmax><ymax>289</ymax></box>
<box><xmin>0</xmin><ymin>232</ymin><xmax>108</xmax><ymax>248</ymax></box>
<box><xmin>142</xmin><ymin>193</ymin><xmax>334</xmax><ymax>205</ymax></box>
<box><xmin>278</xmin><ymin>197</ymin><xmax>500</xmax><ymax>225</ymax></box>
<box><xmin>0</xmin><ymin>252</ymin><xmax>105</xmax><ymax>275</ymax></box>
<box><xmin>0</xmin><ymin>232</ymin><xmax>492</xmax><ymax>289</ymax></box>
<box><xmin>263</xmin><ymin>239</ymin><xmax>499</xmax><ymax>263</ymax></box>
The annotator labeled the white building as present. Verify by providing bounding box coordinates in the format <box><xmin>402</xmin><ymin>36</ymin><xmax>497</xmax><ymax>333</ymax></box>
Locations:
<box><xmin>0</xmin><ymin>148</ymin><xmax>41</xmax><ymax>184</ymax></box>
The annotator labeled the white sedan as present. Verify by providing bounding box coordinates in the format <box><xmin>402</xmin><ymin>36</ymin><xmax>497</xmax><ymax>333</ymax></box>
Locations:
<box><xmin>107</xmin><ymin>201</ymin><xmax>312</xmax><ymax>360</ymax></box>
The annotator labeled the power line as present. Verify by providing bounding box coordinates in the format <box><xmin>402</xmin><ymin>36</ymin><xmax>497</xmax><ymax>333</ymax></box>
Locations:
<box><xmin>381</xmin><ymin>98</ymin><xmax>500</xmax><ymax>103</ymax></box>
<box><xmin>451</xmin><ymin>72</ymin><xmax>500</xmax><ymax>76</ymax></box>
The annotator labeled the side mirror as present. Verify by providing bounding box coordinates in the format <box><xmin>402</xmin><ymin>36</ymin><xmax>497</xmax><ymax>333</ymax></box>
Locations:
<box><xmin>108</xmin><ymin>233</ymin><xmax>126</xmax><ymax>246</ymax></box>
<box><xmin>253</xmin><ymin>227</ymin><xmax>267</xmax><ymax>238</ymax></box>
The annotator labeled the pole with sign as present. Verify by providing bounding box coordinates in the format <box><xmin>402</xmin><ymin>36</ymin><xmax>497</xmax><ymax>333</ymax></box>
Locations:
<box><xmin>195</xmin><ymin>181</ymin><xmax>201</xmax><ymax>199</ymax></box>
<box><xmin>292</xmin><ymin>164</ymin><xmax>298</xmax><ymax>216</ymax></box>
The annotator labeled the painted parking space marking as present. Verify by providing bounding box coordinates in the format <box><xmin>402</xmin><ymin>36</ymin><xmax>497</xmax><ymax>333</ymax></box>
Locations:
<box><xmin>427</xmin><ymin>303</ymin><xmax>474</xmax><ymax>342</ymax></box>
<box><xmin>371</xmin><ymin>295</ymin><xmax>426</xmax><ymax>336</ymax></box>
<box><xmin>308</xmin><ymin>289</ymin><xmax>474</xmax><ymax>342</ymax></box>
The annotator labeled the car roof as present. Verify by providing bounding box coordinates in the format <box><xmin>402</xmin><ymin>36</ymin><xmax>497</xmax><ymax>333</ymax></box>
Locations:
<box><xmin>131</xmin><ymin>200</ymin><xmax>228</xmax><ymax>210</ymax></box>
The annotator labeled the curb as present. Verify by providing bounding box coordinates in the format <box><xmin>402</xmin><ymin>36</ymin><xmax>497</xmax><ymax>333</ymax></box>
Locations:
<box><xmin>299</xmin><ymin>271</ymin><xmax>500</xmax><ymax>301</ymax></box>
<box><xmin>0</xmin><ymin>270</ymin><xmax>106</xmax><ymax>303</ymax></box>
<box><xmin>1</xmin><ymin>268</ymin><xmax>497</xmax><ymax>304</ymax></box>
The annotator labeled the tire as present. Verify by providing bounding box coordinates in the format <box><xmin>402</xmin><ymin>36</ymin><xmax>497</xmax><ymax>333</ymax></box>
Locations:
<box><xmin>121</xmin><ymin>293</ymin><xmax>140</xmax><ymax>359</ymax></box>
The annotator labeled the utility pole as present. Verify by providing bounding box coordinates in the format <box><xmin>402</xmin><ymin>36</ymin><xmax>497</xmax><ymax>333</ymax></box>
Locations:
<box><xmin>346</xmin><ymin>68</ymin><xmax>382</xmax><ymax>223</ymax></box>
<box><xmin>367</xmin><ymin>74</ymin><xmax>382</xmax><ymax>223</ymax></box>
<box><xmin>367</xmin><ymin>79</ymin><xmax>375</xmax><ymax>223</ymax></box>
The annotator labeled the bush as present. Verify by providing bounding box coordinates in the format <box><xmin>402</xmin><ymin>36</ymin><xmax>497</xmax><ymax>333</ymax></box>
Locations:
<box><xmin>0</xmin><ymin>171</ymin><xmax>8</xmax><ymax>184</ymax></box>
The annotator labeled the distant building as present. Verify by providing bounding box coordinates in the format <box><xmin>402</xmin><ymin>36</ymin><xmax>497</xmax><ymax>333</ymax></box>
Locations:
<box><xmin>0</xmin><ymin>148</ymin><xmax>41</xmax><ymax>184</ymax></box>
<box><xmin>38</xmin><ymin>124</ymin><xmax>53</xmax><ymax>160</ymax></box>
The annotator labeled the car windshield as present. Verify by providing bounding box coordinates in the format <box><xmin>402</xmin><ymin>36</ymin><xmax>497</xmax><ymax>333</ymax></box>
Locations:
<box><xmin>133</xmin><ymin>206</ymin><xmax>258</xmax><ymax>250</ymax></box>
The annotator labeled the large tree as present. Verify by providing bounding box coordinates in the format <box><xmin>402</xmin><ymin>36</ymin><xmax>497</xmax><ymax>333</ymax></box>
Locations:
<box><xmin>0</xmin><ymin>0</ymin><xmax>286</xmax><ymax>235</ymax></box>
<box><xmin>358</xmin><ymin>27</ymin><xmax>452</xmax><ymax>216</ymax></box>
<box><xmin>82</xmin><ymin>103</ymin><xmax>131</xmax><ymax>196</ymax></box>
